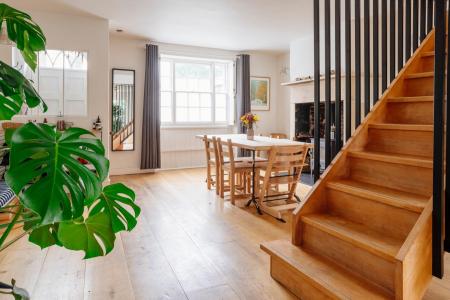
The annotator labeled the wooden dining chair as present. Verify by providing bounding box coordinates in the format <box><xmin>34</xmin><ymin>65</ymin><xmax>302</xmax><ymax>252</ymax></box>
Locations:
<box><xmin>217</xmin><ymin>138</ymin><xmax>256</xmax><ymax>205</ymax></box>
<box><xmin>257</xmin><ymin>145</ymin><xmax>309</xmax><ymax>221</ymax></box>
<box><xmin>203</xmin><ymin>135</ymin><xmax>217</xmax><ymax>190</ymax></box>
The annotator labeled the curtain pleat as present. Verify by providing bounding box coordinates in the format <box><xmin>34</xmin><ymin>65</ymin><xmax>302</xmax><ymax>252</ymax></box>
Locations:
<box><xmin>141</xmin><ymin>44</ymin><xmax>161</xmax><ymax>169</ymax></box>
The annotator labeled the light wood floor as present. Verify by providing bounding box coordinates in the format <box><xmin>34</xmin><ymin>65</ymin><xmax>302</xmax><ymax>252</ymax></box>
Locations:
<box><xmin>0</xmin><ymin>168</ymin><xmax>449</xmax><ymax>299</ymax></box>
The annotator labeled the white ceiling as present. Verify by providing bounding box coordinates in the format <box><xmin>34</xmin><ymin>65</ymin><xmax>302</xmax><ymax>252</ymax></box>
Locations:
<box><xmin>8</xmin><ymin>0</ymin><xmax>314</xmax><ymax>53</ymax></box>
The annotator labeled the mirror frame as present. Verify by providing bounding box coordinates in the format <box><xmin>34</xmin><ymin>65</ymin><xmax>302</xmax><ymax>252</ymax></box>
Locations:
<box><xmin>111</xmin><ymin>68</ymin><xmax>136</xmax><ymax>152</ymax></box>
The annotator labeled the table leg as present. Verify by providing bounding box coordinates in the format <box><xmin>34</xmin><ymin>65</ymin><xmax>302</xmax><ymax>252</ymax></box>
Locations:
<box><xmin>246</xmin><ymin>150</ymin><xmax>262</xmax><ymax>215</ymax></box>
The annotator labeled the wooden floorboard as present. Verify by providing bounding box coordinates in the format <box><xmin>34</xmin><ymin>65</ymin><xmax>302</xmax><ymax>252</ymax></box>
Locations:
<box><xmin>0</xmin><ymin>168</ymin><xmax>448</xmax><ymax>299</ymax></box>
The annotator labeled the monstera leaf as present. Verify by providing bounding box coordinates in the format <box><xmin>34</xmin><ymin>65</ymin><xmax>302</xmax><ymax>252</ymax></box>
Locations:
<box><xmin>28</xmin><ymin>224</ymin><xmax>61</xmax><ymax>249</ymax></box>
<box><xmin>57</xmin><ymin>212</ymin><xmax>116</xmax><ymax>259</ymax></box>
<box><xmin>0</xmin><ymin>61</ymin><xmax>47</xmax><ymax>119</ymax></box>
<box><xmin>6</xmin><ymin>123</ymin><xmax>109</xmax><ymax>225</ymax></box>
<box><xmin>0</xmin><ymin>3</ymin><xmax>46</xmax><ymax>71</ymax></box>
<box><xmin>89</xmin><ymin>183</ymin><xmax>140</xmax><ymax>233</ymax></box>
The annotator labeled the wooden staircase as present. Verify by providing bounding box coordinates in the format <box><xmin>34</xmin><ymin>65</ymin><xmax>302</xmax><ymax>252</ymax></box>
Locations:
<box><xmin>261</xmin><ymin>30</ymin><xmax>437</xmax><ymax>299</ymax></box>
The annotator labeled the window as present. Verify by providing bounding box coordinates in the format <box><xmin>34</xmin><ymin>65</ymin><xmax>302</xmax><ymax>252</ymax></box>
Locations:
<box><xmin>160</xmin><ymin>55</ymin><xmax>234</xmax><ymax>126</ymax></box>
<box><xmin>12</xmin><ymin>48</ymin><xmax>88</xmax><ymax>116</ymax></box>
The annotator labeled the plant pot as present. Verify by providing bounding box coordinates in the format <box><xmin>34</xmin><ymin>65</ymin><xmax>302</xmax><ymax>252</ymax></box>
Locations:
<box><xmin>247</xmin><ymin>128</ymin><xmax>255</xmax><ymax>140</ymax></box>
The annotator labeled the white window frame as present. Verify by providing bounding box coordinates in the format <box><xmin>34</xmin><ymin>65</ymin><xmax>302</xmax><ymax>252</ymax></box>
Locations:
<box><xmin>160</xmin><ymin>55</ymin><xmax>234</xmax><ymax>127</ymax></box>
<box><xmin>12</xmin><ymin>48</ymin><xmax>88</xmax><ymax>117</ymax></box>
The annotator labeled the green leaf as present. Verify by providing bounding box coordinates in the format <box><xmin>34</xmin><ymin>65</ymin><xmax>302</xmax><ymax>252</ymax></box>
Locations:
<box><xmin>0</xmin><ymin>61</ymin><xmax>47</xmax><ymax>119</ymax></box>
<box><xmin>57</xmin><ymin>212</ymin><xmax>116</xmax><ymax>259</ymax></box>
<box><xmin>28</xmin><ymin>224</ymin><xmax>61</xmax><ymax>249</ymax></box>
<box><xmin>89</xmin><ymin>183</ymin><xmax>140</xmax><ymax>233</ymax></box>
<box><xmin>0</xmin><ymin>3</ymin><xmax>46</xmax><ymax>71</ymax></box>
<box><xmin>6</xmin><ymin>123</ymin><xmax>109</xmax><ymax>225</ymax></box>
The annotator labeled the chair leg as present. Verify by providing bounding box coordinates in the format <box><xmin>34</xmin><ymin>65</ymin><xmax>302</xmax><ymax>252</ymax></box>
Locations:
<box><xmin>220</xmin><ymin>170</ymin><xmax>225</xmax><ymax>198</ymax></box>
<box><xmin>215</xmin><ymin>163</ymin><xmax>221</xmax><ymax>195</ymax></box>
<box><xmin>230</xmin><ymin>171</ymin><xmax>236</xmax><ymax>205</ymax></box>
<box><xmin>206</xmin><ymin>163</ymin><xmax>212</xmax><ymax>190</ymax></box>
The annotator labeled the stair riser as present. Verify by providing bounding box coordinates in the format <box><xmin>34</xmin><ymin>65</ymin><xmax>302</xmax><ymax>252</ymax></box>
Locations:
<box><xmin>385</xmin><ymin>102</ymin><xmax>433</xmax><ymax>124</ymax></box>
<box><xmin>326</xmin><ymin>189</ymin><xmax>419</xmax><ymax>240</ymax></box>
<box><xmin>403</xmin><ymin>77</ymin><xmax>434</xmax><ymax>96</ymax></box>
<box><xmin>349</xmin><ymin>157</ymin><xmax>432</xmax><ymax>197</ymax></box>
<box><xmin>302</xmin><ymin>224</ymin><xmax>395</xmax><ymax>292</ymax></box>
<box><xmin>366</xmin><ymin>128</ymin><xmax>433</xmax><ymax>158</ymax></box>
<box><xmin>420</xmin><ymin>56</ymin><xmax>434</xmax><ymax>72</ymax></box>
<box><xmin>270</xmin><ymin>256</ymin><xmax>336</xmax><ymax>300</ymax></box>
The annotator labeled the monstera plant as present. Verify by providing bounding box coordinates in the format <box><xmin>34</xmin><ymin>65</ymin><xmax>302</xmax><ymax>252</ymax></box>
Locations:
<box><xmin>0</xmin><ymin>4</ymin><xmax>140</xmax><ymax>299</ymax></box>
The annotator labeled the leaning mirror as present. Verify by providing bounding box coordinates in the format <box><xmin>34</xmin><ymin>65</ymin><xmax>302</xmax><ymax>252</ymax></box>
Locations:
<box><xmin>112</xmin><ymin>69</ymin><xmax>135</xmax><ymax>151</ymax></box>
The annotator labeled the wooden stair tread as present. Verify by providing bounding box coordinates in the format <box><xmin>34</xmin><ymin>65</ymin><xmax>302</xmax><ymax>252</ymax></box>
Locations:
<box><xmin>404</xmin><ymin>71</ymin><xmax>434</xmax><ymax>79</ymax></box>
<box><xmin>347</xmin><ymin>150</ymin><xmax>433</xmax><ymax>168</ymax></box>
<box><xmin>369</xmin><ymin>123</ymin><xmax>433</xmax><ymax>131</ymax></box>
<box><xmin>327</xmin><ymin>179</ymin><xmax>428</xmax><ymax>213</ymax></box>
<box><xmin>387</xmin><ymin>96</ymin><xmax>434</xmax><ymax>103</ymax></box>
<box><xmin>302</xmin><ymin>214</ymin><xmax>402</xmax><ymax>261</ymax></box>
<box><xmin>260</xmin><ymin>240</ymin><xmax>392</xmax><ymax>299</ymax></box>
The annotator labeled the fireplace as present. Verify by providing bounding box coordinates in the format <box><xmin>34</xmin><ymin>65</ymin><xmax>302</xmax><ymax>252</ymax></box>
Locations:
<box><xmin>294</xmin><ymin>101</ymin><xmax>343</xmax><ymax>173</ymax></box>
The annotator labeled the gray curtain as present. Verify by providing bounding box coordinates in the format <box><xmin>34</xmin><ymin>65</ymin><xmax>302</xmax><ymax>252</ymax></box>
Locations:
<box><xmin>236</xmin><ymin>54</ymin><xmax>251</xmax><ymax>134</ymax></box>
<box><xmin>141</xmin><ymin>44</ymin><xmax>161</xmax><ymax>169</ymax></box>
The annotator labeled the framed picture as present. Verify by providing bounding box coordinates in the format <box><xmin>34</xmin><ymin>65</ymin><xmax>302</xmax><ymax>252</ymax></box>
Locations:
<box><xmin>250</xmin><ymin>76</ymin><xmax>270</xmax><ymax>111</ymax></box>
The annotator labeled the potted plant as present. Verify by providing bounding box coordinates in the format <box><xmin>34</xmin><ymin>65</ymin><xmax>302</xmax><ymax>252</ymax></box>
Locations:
<box><xmin>0</xmin><ymin>4</ymin><xmax>140</xmax><ymax>299</ymax></box>
<box><xmin>240</xmin><ymin>112</ymin><xmax>260</xmax><ymax>140</ymax></box>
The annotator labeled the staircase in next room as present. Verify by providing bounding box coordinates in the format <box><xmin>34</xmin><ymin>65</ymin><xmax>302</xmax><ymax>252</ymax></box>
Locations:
<box><xmin>261</xmin><ymin>28</ymin><xmax>437</xmax><ymax>300</ymax></box>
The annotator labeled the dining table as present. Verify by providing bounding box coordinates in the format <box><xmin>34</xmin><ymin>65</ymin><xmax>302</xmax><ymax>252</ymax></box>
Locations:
<box><xmin>197</xmin><ymin>134</ymin><xmax>313</xmax><ymax>215</ymax></box>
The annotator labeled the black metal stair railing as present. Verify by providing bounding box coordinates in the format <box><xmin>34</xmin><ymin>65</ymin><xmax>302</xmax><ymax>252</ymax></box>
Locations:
<box><xmin>313</xmin><ymin>0</ymin><xmax>434</xmax><ymax>180</ymax></box>
<box><xmin>313</xmin><ymin>0</ymin><xmax>448</xmax><ymax>278</ymax></box>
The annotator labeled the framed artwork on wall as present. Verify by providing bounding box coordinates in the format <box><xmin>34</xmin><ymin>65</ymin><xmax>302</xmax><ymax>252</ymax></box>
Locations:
<box><xmin>250</xmin><ymin>76</ymin><xmax>270</xmax><ymax>111</ymax></box>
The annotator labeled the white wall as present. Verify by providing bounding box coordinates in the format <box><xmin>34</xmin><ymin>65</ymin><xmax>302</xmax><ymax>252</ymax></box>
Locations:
<box><xmin>0</xmin><ymin>10</ymin><xmax>110</xmax><ymax>156</ymax></box>
<box><xmin>109</xmin><ymin>35</ymin><xmax>287</xmax><ymax>173</ymax></box>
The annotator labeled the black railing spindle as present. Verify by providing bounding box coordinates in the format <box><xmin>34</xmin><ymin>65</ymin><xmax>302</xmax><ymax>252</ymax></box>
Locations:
<box><xmin>364</xmin><ymin>0</ymin><xmax>370</xmax><ymax>115</ymax></box>
<box><xmin>382</xmin><ymin>0</ymin><xmax>387</xmax><ymax>91</ymax></box>
<box><xmin>373</xmin><ymin>0</ymin><xmax>380</xmax><ymax>103</ymax></box>
<box><xmin>405</xmin><ymin>0</ymin><xmax>412</xmax><ymax>60</ymax></box>
<box><xmin>390</xmin><ymin>0</ymin><xmax>396</xmax><ymax>82</ymax></box>
<box><xmin>345</xmin><ymin>0</ymin><xmax>351</xmax><ymax>141</ymax></box>
<box><xmin>355</xmin><ymin>0</ymin><xmax>361</xmax><ymax>127</ymax></box>
<box><xmin>325</xmin><ymin>0</ymin><xmax>331</xmax><ymax>167</ymax></box>
<box><xmin>413</xmin><ymin>0</ymin><xmax>419</xmax><ymax>51</ymax></box>
<box><xmin>313</xmin><ymin>0</ymin><xmax>320</xmax><ymax>181</ymax></box>
<box><xmin>335</xmin><ymin>0</ymin><xmax>342</xmax><ymax>154</ymax></box>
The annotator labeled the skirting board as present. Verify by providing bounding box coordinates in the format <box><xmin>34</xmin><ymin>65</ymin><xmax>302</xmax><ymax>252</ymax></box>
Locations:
<box><xmin>109</xmin><ymin>165</ymin><xmax>204</xmax><ymax>176</ymax></box>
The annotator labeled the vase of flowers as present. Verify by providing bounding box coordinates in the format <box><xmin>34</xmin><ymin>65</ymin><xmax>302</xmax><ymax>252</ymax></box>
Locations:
<box><xmin>240</xmin><ymin>113</ymin><xmax>260</xmax><ymax>140</ymax></box>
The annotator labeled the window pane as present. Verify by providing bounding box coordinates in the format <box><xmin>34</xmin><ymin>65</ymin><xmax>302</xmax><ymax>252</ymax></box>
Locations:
<box><xmin>176</xmin><ymin>92</ymin><xmax>188</xmax><ymax>106</ymax></box>
<box><xmin>39</xmin><ymin>50</ymin><xmax>64</xmax><ymax>116</ymax></box>
<box><xmin>215</xmin><ymin>94</ymin><xmax>226</xmax><ymax>107</ymax></box>
<box><xmin>215</xmin><ymin>63</ymin><xmax>226</xmax><ymax>92</ymax></box>
<box><xmin>215</xmin><ymin>107</ymin><xmax>227</xmax><ymax>122</ymax></box>
<box><xmin>200</xmin><ymin>94</ymin><xmax>211</xmax><ymax>107</ymax></box>
<box><xmin>161</xmin><ymin>92</ymin><xmax>172</xmax><ymax>107</ymax></box>
<box><xmin>64</xmin><ymin>51</ymin><xmax>87</xmax><ymax>116</ymax></box>
<box><xmin>161</xmin><ymin>107</ymin><xmax>172</xmax><ymax>123</ymax></box>
<box><xmin>161</xmin><ymin>61</ymin><xmax>171</xmax><ymax>77</ymax></box>
<box><xmin>161</xmin><ymin>76</ymin><xmax>172</xmax><ymax>91</ymax></box>
<box><xmin>175</xmin><ymin>63</ymin><xmax>211</xmax><ymax>92</ymax></box>
<box><xmin>176</xmin><ymin>107</ymin><xmax>188</xmax><ymax>122</ymax></box>
<box><xmin>188</xmin><ymin>107</ymin><xmax>200</xmax><ymax>121</ymax></box>
<box><xmin>189</xmin><ymin>93</ymin><xmax>200</xmax><ymax>107</ymax></box>
<box><xmin>200</xmin><ymin>108</ymin><xmax>211</xmax><ymax>122</ymax></box>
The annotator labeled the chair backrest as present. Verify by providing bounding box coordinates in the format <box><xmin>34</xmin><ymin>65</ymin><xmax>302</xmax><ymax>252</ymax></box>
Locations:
<box><xmin>203</xmin><ymin>135</ymin><xmax>215</xmax><ymax>163</ymax></box>
<box><xmin>217</xmin><ymin>138</ymin><xmax>236</xmax><ymax>167</ymax></box>
<box><xmin>259</xmin><ymin>145</ymin><xmax>309</xmax><ymax>199</ymax></box>
<box><xmin>270</xmin><ymin>133</ymin><xmax>288</xmax><ymax>139</ymax></box>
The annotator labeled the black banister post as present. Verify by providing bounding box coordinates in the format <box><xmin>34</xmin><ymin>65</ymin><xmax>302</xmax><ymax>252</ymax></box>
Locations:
<box><xmin>432</xmin><ymin>0</ymin><xmax>446</xmax><ymax>279</ymax></box>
